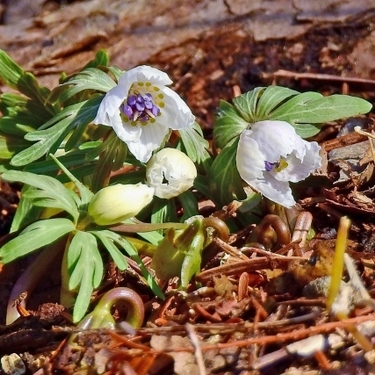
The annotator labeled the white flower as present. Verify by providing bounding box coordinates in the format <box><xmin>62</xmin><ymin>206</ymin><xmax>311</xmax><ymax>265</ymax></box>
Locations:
<box><xmin>146</xmin><ymin>148</ymin><xmax>197</xmax><ymax>199</ymax></box>
<box><xmin>93</xmin><ymin>65</ymin><xmax>195</xmax><ymax>162</ymax></box>
<box><xmin>88</xmin><ymin>183</ymin><xmax>154</xmax><ymax>225</ymax></box>
<box><xmin>236</xmin><ymin>120</ymin><xmax>321</xmax><ymax>208</ymax></box>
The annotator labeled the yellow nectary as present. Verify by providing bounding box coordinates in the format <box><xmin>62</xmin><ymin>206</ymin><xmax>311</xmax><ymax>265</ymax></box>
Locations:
<box><xmin>88</xmin><ymin>183</ymin><xmax>154</xmax><ymax>225</ymax></box>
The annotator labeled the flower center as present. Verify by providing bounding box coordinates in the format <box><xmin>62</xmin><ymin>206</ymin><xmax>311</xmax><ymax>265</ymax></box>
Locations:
<box><xmin>265</xmin><ymin>158</ymin><xmax>288</xmax><ymax>172</ymax></box>
<box><xmin>120</xmin><ymin>81</ymin><xmax>164</xmax><ymax>125</ymax></box>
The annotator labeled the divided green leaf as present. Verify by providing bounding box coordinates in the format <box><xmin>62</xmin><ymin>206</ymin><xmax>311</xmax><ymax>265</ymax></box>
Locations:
<box><xmin>11</xmin><ymin>96</ymin><xmax>102</xmax><ymax>166</ymax></box>
<box><xmin>178</xmin><ymin>121</ymin><xmax>211</xmax><ymax>168</ymax></box>
<box><xmin>67</xmin><ymin>231</ymin><xmax>103</xmax><ymax>322</ymax></box>
<box><xmin>0</xmin><ymin>218</ymin><xmax>75</xmax><ymax>263</ymax></box>
<box><xmin>2</xmin><ymin>170</ymin><xmax>80</xmax><ymax>222</ymax></box>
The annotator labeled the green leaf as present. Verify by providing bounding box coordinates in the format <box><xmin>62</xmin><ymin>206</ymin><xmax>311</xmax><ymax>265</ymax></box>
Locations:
<box><xmin>232</xmin><ymin>87</ymin><xmax>265</xmax><ymax>122</ymax></box>
<box><xmin>213</xmin><ymin>100</ymin><xmax>248</xmax><ymax>150</ymax></box>
<box><xmin>67</xmin><ymin>231</ymin><xmax>103</xmax><ymax>288</ymax></box>
<box><xmin>293</xmin><ymin>123</ymin><xmax>322</xmax><ymax>138</ymax></box>
<box><xmin>108</xmin><ymin>66</ymin><xmax>124</xmax><ymax>81</ymax></box>
<box><xmin>0</xmin><ymin>135</ymin><xmax>30</xmax><ymax>159</ymax></box>
<box><xmin>100</xmin><ymin>231</ymin><xmax>164</xmax><ymax>299</ymax></box>
<box><xmin>119</xmin><ymin>218</ymin><xmax>164</xmax><ymax>245</ymax></box>
<box><xmin>218</xmin><ymin>86</ymin><xmax>372</xmax><ymax>141</ymax></box>
<box><xmin>10</xmin><ymin>97</ymin><xmax>101</xmax><ymax>166</ymax></box>
<box><xmin>0</xmin><ymin>117</ymin><xmax>36</xmax><ymax>137</ymax></box>
<box><xmin>151</xmin><ymin>198</ymin><xmax>178</xmax><ymax>225</ymax></box>
<box><xmin>267</xmin><ymin>91</ymin><xmax>323</xmax><ymax>121</ymax></box>
<box><xmin>208</xmin><ymin>138</ymin><xmax>246</xmax><ymax>205</ymax></box>
<box><xmin>83</xmin><ymin>49</ymin><xmax>110</xmax><ymax>68</ymax></box>
<box><xmin>10</xmin><ymin>186</ymin><xmax>43</xmax><ymax>232</ymax></box>
<box><xmin>92</xmin><ymin>230</ymin><xmax>128</xmax><ymax>270</ymax></box>
<box><xmin>0</xmin><ymin>93</ymin><xmax>56</xmax><ymax>125</ymax></box>
<box><xmin>193</xmin><ymin>175</ymin><xmax>211</xmax><ymax>198</ymax></box>
<box><xmin>91</xmin><ymin>132</ymin><xmax>128</xmax><ymax>192</ymax></box>
<box><xmin>0</xmin><ymin>50</ymin><xmax>26</xmax><ymax>90</ymax></box>
<box><xmin>136</xmin><ymin>230</ymin><xmax>164</xmax><ymax>246</ymax></box>
<box><xmin>67</xmin><ymin>231</ymin><xmax>103</xmax><ymax>322</ymax></box>
<box><xmin>0</xmin><ymin>49</ymin><xmax>53</xmax><ymax>107</ymax></box>
<box><xmin>23</xmin><ymin>144</ymin><xmax>101</xmax><ymax>175</ymax></box>
<box><xmin>11</xmin><ymin>119</ymin><xmax>68</xmax><ymax>166</ymax></box>
<box><xmin>178</xmin><ymin>190</ymin><xmax>198</xmax><ymax>221</ymax></box>
<box><xmin>49</xmin><ymin>154</ymin><xmax>93</xmax><ymax>207</ymax></box>
<box><xmin>270</xmin><ymin>93</ymin><xmax>372</xmax><ymax>125</ymax></box>
<box><xmin>49</xmin><ymin>68</ymin><xmax>116</xmax><ymax>104</ymax></box>
<box><xmin>253</xmin><ymin>86</ymin><xmax>300</xmax><ymax>119</ymax></box>
<box><xmin>178</xmin><ymin>122</ymin><xmax>211</xmax><ymax>169</ymax></box>
<box><xmin>0</xmin><ymin>218</ymin><xmax>75</xmax><ymax>262</ymax></box>
<box><xmin>2</xmin><ymin>170</ymin><xmax>80</xmax><ymax>222</ymax></box>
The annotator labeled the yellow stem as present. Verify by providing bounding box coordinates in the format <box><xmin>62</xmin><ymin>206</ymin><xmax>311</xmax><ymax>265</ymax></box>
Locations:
<box><xmin>335</xmin><ymin>311</ymin><xmax>373</xmax><ymax>351</ymax></box>
<box><xmin>326</xmin><ymin>216</ymin><xmax>350</xmax><ymax>311</ymax></box>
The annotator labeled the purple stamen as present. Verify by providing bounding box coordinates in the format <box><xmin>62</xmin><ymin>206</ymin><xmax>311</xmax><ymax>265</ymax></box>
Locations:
<box><xmin>151</xmin><ymin>105</ymin><xmax>160</xmax><ymax>117</ymax></box>
<box><xmin>144</xmin><ymin>97</ymin><xmax>153</xmax><ymax>110</ymax></box>
<box><xmin>265</xmin><ymin>161</ymin><xmax>274</xmax><ymax>171</ymax></box>
<box><xmin>121</xmin><ymin>90</ymin><xmax>161</xmax><ymax>122</ymax></box>
<box><xmin>127</xmin><ymin>95</ymin><xmax>136</xmax><ymax>106</ymax></box>
<box><xmin>135</xmin><ymin>102</ymin><xmax>145</xmax><ymax>112</ymax></box>
<box><xmin>136</xmin><ymin>96</ymin><xmax>144</xmax><ymax>104</ymax></box>
<box><xmin>122</xmin><ymin>104</ymin><xmax>133</xmax><ymax>117</ymax></box>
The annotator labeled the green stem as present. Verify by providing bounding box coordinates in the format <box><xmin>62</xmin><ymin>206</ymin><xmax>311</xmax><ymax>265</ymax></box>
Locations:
<box><xmin>110</xmin><ymin>221</ymin><xmax>187</xmax><ymax>233</ymax></box>
<box><xmin>125</xmin><ymin>237</ymin><xmax>157</xmax><ymax>257</ymax></box>
<box><xmin>76</xmin><ymin>214</ymin><xmax>94</xmax><ymax>231</ymax></box>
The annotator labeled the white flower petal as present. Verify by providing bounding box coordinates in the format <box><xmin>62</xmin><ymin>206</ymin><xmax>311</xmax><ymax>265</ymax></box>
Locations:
<box><xmin>272</xmin><ymin>140</ymin><xmax>321</xmax><ymax>182</ymax></box>
<box><xmin>127</xmin><ymin>122</ymin><xmax>169</xmax><ymax>163</ymax></box>
<box><xmin>236</xmin><ymin>130</ymin><xmax>266</xmax><ymax>181</ymax></box>
<box><xmin>112</xmin><ymin>120</ymin><xmax>142</xmax><ymax>143</ymax></box>
<box><xmin>159</xmin><ymin>86</ymin><xmax>195</xmax><ymax>129</ymax></box>
<box><xmin>119</xmin><ymin>65</ymin><xmax>173</xmax><ymax>87</ymax></box>
<box><xmin>237</xmin><ymin>132</ymin><xmax>296</xmax><ymax>207</ymax></box>
<box><xmin>250</xmin><ymin>120</ymin><xmax>298</xmax><ymax>162</ymax></box>
<box><xmin>253</xmin><ymin>176</ymin><xmax>296</xmax><ymax>208</ymax></box>
<box><xmin>93</xmin><ymin>84</ymin><xmax>126</xmax><ymax>126</ymax></box>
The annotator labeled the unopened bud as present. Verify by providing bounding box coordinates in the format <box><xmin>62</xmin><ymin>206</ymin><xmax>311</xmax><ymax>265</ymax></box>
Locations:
<box><xmin>146</xmin><ymin>148</ymin><xmax>197</xmax><ymax>199</ymax></box>
<box><xmin>88</xmin><ymin>183</ymin><xmax>154</xmax><ymax>226</ymax></box>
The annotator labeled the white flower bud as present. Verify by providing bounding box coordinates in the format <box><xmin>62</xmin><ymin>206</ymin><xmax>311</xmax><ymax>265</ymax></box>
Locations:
<box><xmin>146</xmin><ymin>148</ymin><xmax>197</xmax><ymax>199</ymax></box>
<box><xmin>88</xmin><ymin>183</ymin><xmax>154</xmax><ymax>225</ymax></box>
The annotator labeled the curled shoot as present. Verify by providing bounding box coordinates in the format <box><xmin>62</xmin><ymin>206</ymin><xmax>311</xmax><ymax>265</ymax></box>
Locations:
<box><xmin>77</xmin><ymin>287</ymin><xmax>145</xmax><ymax>330</ymax></box>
